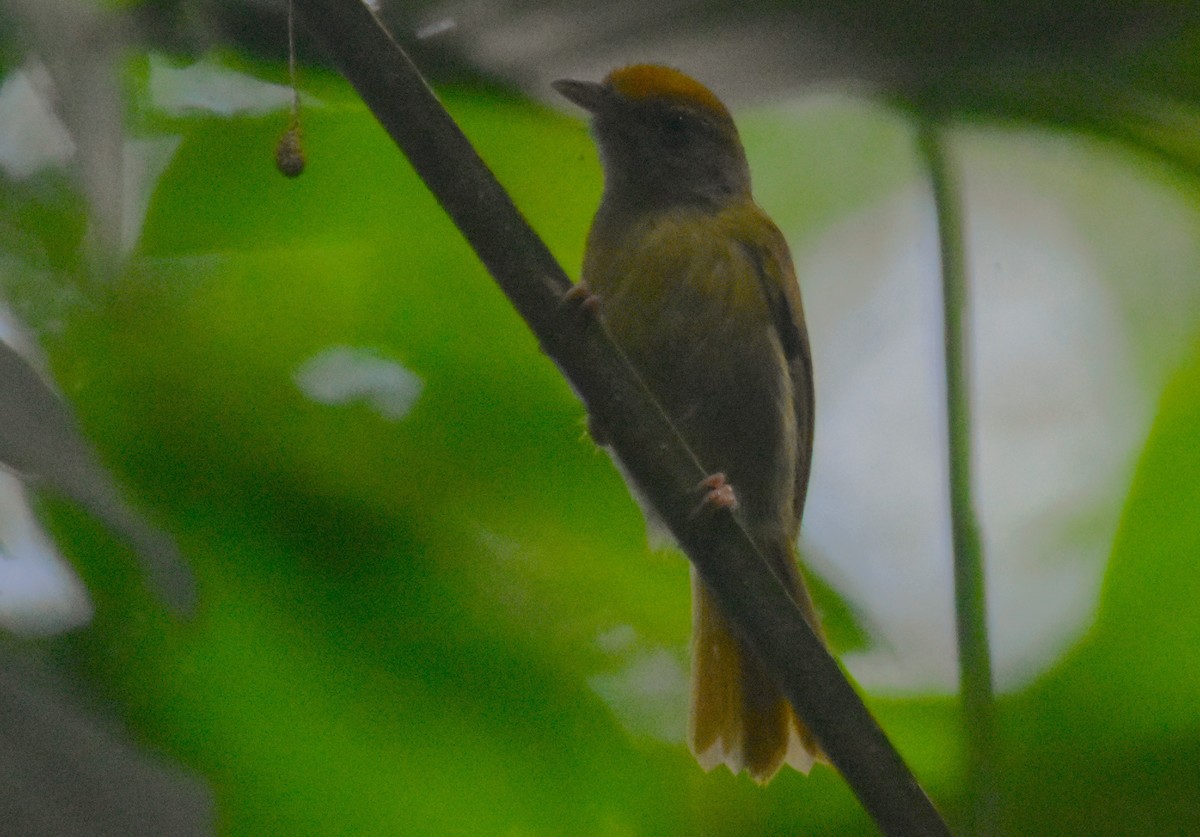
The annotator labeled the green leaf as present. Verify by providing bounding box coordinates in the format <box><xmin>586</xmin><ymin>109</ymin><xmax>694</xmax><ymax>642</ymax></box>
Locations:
<box><xmin>997</xmin><ymin>330</ymin><xmax>1200</xmax><ymax>835</ymax></box>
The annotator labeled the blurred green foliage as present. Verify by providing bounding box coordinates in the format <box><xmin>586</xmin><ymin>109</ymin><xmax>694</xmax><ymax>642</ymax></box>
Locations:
<box><xmin>3</xmin><ymin>41</ymin><xmax>1200</xmax><ymax>837</ymax></box>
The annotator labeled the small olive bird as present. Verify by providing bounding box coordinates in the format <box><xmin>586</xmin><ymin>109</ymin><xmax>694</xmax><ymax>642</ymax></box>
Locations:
<box><xmin>554</xmin><ymin>65</ymin><xmax>824</xmax><ymax>783</ymax></box>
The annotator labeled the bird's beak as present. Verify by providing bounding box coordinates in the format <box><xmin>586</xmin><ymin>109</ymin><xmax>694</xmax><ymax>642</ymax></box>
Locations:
<box><xmin>552</xmin><ymin>78</ymin><xmax>611</xmax><ymax>114</ymax></box>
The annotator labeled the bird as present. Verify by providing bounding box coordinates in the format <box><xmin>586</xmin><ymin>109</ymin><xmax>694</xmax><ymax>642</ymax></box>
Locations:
<box><xmin>554</xmin><ymin>64</ymin><xmax>824</xmax><ymax>783</ymax></box>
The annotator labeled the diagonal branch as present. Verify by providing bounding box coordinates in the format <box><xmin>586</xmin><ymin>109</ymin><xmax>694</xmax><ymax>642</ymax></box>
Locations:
<box><xmin>291</xmin><ymin>1</ymin><xmax>950</xmax><ymax>833</ymax></box>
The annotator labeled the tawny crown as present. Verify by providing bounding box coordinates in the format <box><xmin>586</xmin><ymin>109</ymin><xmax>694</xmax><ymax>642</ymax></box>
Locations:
<box><xmin>604</xmin><ymin>65</ymin><xmax>731</xmax><ymax>121</ymax></box>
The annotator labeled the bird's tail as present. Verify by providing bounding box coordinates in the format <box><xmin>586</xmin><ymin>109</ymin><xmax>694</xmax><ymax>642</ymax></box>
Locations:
<box><xmin>687</xmin><ymin>556</ymin><xmax>824</xmax><ymax>784</ymax></box>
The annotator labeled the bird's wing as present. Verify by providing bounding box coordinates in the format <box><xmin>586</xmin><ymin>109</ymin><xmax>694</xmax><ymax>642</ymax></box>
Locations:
<box><xmin>741</xmin><ymin>227</ymin><xmax>815</xmax><ymax>527</ymax></box>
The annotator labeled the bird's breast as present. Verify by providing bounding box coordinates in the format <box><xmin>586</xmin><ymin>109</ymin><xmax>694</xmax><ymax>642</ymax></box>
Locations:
<box><xmin>582</xmin><ymin>203</ymin><xmax>796</xmax><ymax>523</ymax></box>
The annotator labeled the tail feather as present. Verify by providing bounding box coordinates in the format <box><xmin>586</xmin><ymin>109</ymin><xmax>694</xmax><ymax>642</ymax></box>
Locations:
<box><xmin>687</xmin><ymin>564</ymin><xmax>824</xmax><ymax>783</ymax></box>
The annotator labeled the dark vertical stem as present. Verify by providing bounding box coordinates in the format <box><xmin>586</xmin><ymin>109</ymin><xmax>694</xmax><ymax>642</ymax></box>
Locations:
<box><xmin>917</xmin><ymin>119</ymin><xmax>998</xmax><ymax>836</ymax></box>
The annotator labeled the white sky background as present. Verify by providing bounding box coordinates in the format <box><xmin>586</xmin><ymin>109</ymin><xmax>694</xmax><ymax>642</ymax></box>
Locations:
<box><xmin>800</xmin><ymin>173</ymin><xmax>1140</xmax><ymax>692</ymax></box>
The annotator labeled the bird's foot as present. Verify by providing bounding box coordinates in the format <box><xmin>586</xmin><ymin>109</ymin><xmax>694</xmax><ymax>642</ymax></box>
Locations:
<box><xmin>694</xmin><ymin>472</ymin><xmax>738</xmax><ymax>514</ymax></box>
<box><xmin>561</xmin><ymin>282</ymin><xmax>601</xmax><ymax>315</ymax></box>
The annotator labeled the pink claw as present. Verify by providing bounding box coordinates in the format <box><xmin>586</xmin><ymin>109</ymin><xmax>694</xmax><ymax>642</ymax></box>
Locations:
<box><xmin>696</xmin><ymin>472</ymin><xmax>738</xmax><ymax>512</ymax></box>
<box><xmin>562</xmin><ymin>282</ymin><xmax>601</xmax><ymax>314</ymax></box>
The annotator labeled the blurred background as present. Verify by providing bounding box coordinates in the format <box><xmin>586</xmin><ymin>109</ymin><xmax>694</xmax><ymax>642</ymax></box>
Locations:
<box><xmin>2</xmin><ymin>0</ymin><xmax>1200</xmax><ymax>834</ymax></box>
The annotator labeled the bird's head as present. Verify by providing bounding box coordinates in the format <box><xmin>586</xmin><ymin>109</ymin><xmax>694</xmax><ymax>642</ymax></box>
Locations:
<box><xmin>554</xmin><ymin>65</ymin><xmax>751</xmax><ymax>213</ymax></box>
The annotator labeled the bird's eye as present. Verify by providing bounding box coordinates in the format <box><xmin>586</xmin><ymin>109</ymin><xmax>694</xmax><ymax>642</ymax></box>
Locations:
<box><xmin>660</xmin><ymin>112</ymin><xmax>689</xmax><ymax>149</ymax></box>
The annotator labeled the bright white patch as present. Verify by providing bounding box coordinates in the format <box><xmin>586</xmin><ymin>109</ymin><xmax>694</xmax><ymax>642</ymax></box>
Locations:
<box><xmin>0</xmin><ymin>308</ymin><xmax>43</xmax><ymax>367</ymax></box>
<box><xmin>594</xmin><ymin>623</ymin><xmax>638</xmax><ymax>654</ymax></box>
<box><xmin>588</xmin><ymin>626</ymin><xmax>688</xmax><ymax>743</ymax></box>
<box><xmin>0</xmin><ymin>65</ymin><xmax>76</xmax><ymax>179</ymax></box>
<box><xmin>147</xmin><ymin>53</ymin><xmax>311</xmax><ymax>117</ymax></box>
<box><xmin>294</xmin><ymin>346</ymin><xmax>424</xmax><ymax>421</ymax></box>
<box><xmin>799</xmin><ymin>168</ymin><xmax>1144</xmax><ymax>693</ymax></box>
<box><xmin>415</xmin><ymin>17</ymin><xmax>457</xmax><ymax>39</ymax></box>
<box><xmin>0</xmin><ymin>473</ymin><xmax>93</xmax><ymax>636</ymax></box>
<box><xmin>122</xmin><ymin>135</ymin><xmax>183</xmax><ymax>254</ymax></box>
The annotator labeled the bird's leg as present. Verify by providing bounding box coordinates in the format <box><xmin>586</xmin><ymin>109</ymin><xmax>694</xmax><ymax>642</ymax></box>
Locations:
<box><xmin>695</xmin><ymin>472</ymin><xmax>738</xmax><ymax>513</ymax></box>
